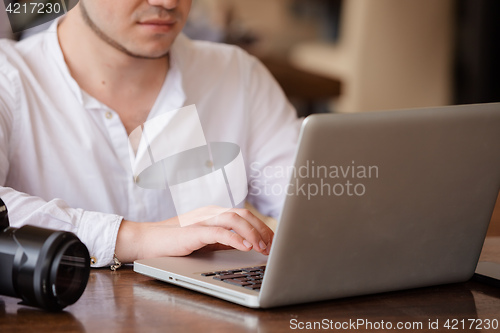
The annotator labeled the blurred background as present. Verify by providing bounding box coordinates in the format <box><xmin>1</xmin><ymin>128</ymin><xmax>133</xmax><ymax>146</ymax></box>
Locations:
<box><xmin>1</xmin><ymin>0</ymin><xmax>499</xmax><ymax>234</ymax></box>
<box><xmin>182</xmin><ymin>0</ymin><xmax>500</xmax><ymax>116</ymax></box>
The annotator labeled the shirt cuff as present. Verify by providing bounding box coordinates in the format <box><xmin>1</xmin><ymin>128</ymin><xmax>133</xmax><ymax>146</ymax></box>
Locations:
<box><xmin>76</xmin><ymin>210</ymin><xmax>123</xmax><ymax>268</ymax></box>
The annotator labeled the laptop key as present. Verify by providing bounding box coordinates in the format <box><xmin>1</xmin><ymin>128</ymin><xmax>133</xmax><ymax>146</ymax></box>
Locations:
<box><xmin>215</xmin><ymin>270</ymin><xmax>231</xmax><ymax>275</ymax></box>
<box><xmin>234</xmin><ymin>277</ymin><xmax>249</xmax><ymax>281</ymax></box>
<box><xmin>223</xmin><ymin>279</ymin><xmax>253</xmax><ymax>286</ymax></box>
<box><xmin>244</xmin><ymin>283</ymin><xmax>262</xmax><ymax>290</ymax></box>
<box><xmin>213</xmin><ymin>273</ymin><xmax>247</xmax><ymax>280</ymax></box>
<box><xmin>241</xmin><ymin>267</ymin><xmax>261</xmax><ymax>272</ymax></box>
<box><xmin>201</xmin><ymin>272</ymin><xmax>216</xmax><ymax>277</ymax></box>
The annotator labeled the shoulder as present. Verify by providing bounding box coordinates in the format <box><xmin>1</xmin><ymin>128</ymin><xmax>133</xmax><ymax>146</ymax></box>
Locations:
<box><xmin>0</xmin><ymin>33</ymin><xmax>41</xmax><ymax>83</ymax></box>
<box><xmin>172</xmin><ymin>35</ymin><xmax>278</xmax><ymax>106</ymax></box>
<box><xmin>0</xmin><ymin>32</ymin><xmax>49</xmax><ymax>79</ymax></box>
<box><xmin>0</xmin><ymin>40</ymin><xmax>22</xmax><ymax>139</ymax></box>
<box><xmin>0</xmin><ymin>30</ymin><xmax>47</xmax><ymax>58</ymax></box>
<box><xmin>0</xmin><ymin>38</ymin><xmax>19</xmax><ymax>67</ymax></box>
<box><xmin>0</xmin><ymin>39</ymin><xmax>21</xmax><ymax>94</ymax></box>
<box><xmin>0</xmin><ymin>32</ymin><xmax>51</xmax><ymax>115</ymax></box>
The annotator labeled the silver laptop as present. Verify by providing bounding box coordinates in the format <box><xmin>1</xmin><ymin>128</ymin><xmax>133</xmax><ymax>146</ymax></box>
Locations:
<box><xmin>134</xmin><ymin>103</ymin><xmax>500</xmax><ymax>308</ymax></box>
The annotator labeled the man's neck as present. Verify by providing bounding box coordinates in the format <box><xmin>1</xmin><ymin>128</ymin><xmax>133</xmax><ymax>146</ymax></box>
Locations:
<box><xmin>57</xmin><ymin>8</ymin><xmax>169</xmax><ymax>134</ymax></box>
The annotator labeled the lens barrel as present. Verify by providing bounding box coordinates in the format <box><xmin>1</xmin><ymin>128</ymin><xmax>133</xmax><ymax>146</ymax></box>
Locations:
<box><xmin>0</xmin><ymin>199</ymin><xmax>90</xmax><ymax>311</ymax></box>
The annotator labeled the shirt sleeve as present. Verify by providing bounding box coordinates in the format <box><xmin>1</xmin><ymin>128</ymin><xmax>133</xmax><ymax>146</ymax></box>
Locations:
<box><xmin>245</xmin><ymin>56</ymin><xmax>304</xmax><ymax>218</ymax></box>
<box><xmin>0</xmin><ymin>47</ymin><xmax>122</xmax><ymax>268</ymax></box>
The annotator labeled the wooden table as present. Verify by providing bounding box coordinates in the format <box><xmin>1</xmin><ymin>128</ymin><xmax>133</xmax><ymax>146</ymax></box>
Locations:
<box><xmin>1</xmin><ymin>238</ymin><xmax>500</xmax><ymax>332</ymax></box>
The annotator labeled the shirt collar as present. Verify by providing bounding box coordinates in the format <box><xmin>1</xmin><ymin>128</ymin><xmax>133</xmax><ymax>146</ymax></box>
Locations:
<box><xmin>46</xmin><ymin>18</ymin><xmax>187</xmax><ymax>115</ymax></box>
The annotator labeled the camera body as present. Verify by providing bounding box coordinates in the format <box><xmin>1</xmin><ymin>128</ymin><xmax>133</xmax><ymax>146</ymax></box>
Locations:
<box><xmin>0</xmin><ymin>198</ymin><xmax>90</xmax><ymax>311</ymax></box>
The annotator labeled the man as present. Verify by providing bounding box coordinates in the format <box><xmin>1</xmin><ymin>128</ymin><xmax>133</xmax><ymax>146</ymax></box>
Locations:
<box><xmin>0</xmin><ymin>0</ymin><xmax>301</xmax><ymax>267</ymax></box>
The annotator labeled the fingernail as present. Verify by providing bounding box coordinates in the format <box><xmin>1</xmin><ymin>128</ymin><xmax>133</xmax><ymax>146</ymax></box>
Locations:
<box><xmin>259</xmin><ymin>240</ymin><xmax>267</xmax><ymax>250</ymax></box>
<box><xmin>243</xmin><ymin>240</ymin><xmax>253</xmax><ymax>248</ymax></box>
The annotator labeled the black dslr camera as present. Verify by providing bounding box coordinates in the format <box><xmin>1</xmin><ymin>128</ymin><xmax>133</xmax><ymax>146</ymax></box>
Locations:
<box><xmin>0</xmin><ymin>198</ymin><xmax>90</xmax><ymax>311</ymax></box>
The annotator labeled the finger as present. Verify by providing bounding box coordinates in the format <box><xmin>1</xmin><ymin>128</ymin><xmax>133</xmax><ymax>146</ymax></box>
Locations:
<box><xmin>231</xmin><ymin>208</ymin><xmax>274</xmax><ymax>244</ymax></box>
<box><xmin>203</xmin><ymin>211</ymin><xmax>270</xmax><ymax>253</ymax></box>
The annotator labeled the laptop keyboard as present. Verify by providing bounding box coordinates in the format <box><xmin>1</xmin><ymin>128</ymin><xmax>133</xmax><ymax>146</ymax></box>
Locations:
<box><xmin>201</xmin><ymin>266</ymin><xmax>265</xmax><ymax>291</ymax></box>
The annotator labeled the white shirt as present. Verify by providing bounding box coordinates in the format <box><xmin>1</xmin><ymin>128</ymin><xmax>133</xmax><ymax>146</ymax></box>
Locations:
<box><xmin>0</xmin><ymin>21</ymin><xmax>301</xmax><ymax>267</ymax></box>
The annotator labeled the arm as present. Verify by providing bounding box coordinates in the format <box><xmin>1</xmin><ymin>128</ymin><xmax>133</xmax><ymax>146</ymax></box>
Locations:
<box><xmin>0</xmin><ymin>44</ymin><xmax>125</xmax><ymax>268</ymax></box>
<box><xmin>115</xmin><ymin>206</ymin><xmax>273</xmax><ymax>263</ymax></box>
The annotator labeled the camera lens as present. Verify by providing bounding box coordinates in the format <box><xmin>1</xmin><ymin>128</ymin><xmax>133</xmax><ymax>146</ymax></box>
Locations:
<box><xmin>5</xmin><ymin>226</ymin><xmax>91</xmax><ymax>311</ymax></box>
<box><xmin>50</xmin><ymin>239</ymin><xmax>90</xmax><ymax>307</ymax></box>
<box><xmin>0</xmin><ymin>197</ymin><xmax>90</xmax><ymax>311</ymax></box>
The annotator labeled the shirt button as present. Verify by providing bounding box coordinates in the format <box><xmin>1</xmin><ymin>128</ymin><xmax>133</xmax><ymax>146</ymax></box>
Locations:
<box><xmin>105</xmin><ymin>111</ymin><xmax>113</xmax><ymax>119</ymax></box>
<box><xmin>90</xmin><ymin>256</ymin><xmax>97</xmax><ymax>265</ymax></box>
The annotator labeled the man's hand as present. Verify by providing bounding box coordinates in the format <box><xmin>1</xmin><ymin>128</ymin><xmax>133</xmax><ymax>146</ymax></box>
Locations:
<box><xmin>115</xmin><ymin>206</ymin><xmax>274</xmax><ymax>264</ymax></box>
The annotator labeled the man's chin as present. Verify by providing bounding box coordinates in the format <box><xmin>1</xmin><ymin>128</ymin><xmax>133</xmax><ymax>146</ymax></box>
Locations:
<box><xmin>121</xmin><ymin>44</ymin><xmax>171</xmax><ymax>59</ymax></box>
<box><xmin>126</xmin><ymin>37</ymin><xmax>176</xmax><ymax>59</ymax></box>
<box><xmin>133</xmin><ymin>50</ymin><xmax>170</xmax><ymax>60</ymax></box>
